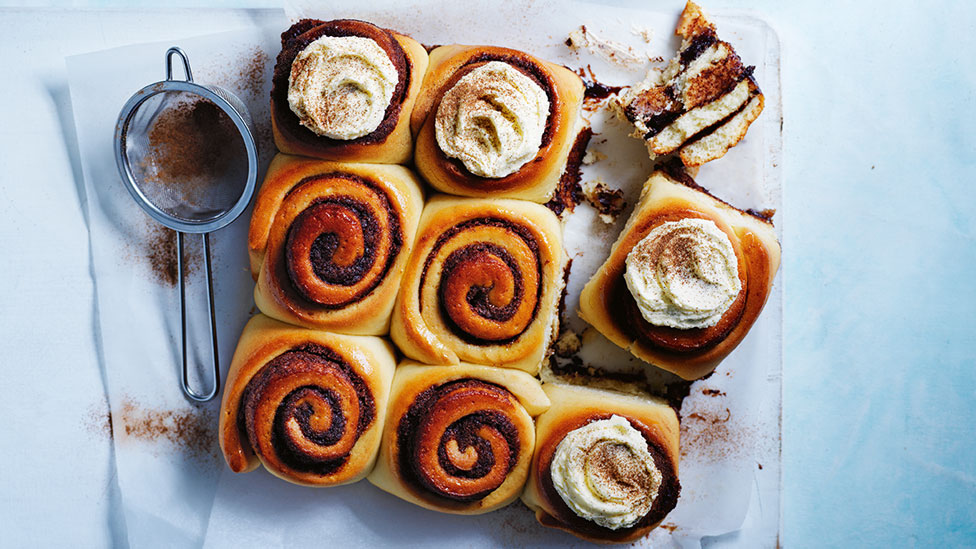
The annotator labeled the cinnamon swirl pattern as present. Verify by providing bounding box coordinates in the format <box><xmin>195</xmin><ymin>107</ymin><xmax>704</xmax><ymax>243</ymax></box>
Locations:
<box><xmin>368</xmin><ymin>362</ymin><xmax>550</xmax><ymax>514</ymax></box>
<box><xmin>579</xmin><ymin>163</ymin><xmax>781</xmax><ymax>380</ymax></box>
<box><xmin>390</xmin><ymin>196</ymin><xmax>565</xmax><ymax>374</ymax></box>
<box><xmin>614</xmin><ymin>2</ymin><xmax>763</xmax><ymax>167</ymax></box>
<box><xmin>271</xmin><ymin>19</ymin><xmax>429</xmax><ymax>163</ymax></box>
<box><xmin>411</xmin><ymin>45</ymin><xmax>585</xmax><ymax>202</ymax></box>
<box><xmin>521</xmin><ymin>383</ymin><xmax>681</xmax><ymax>544</ymax></box>
<box><xmin>219</xmin><ymin>315</ymin><xmax>396</xmax><ymax>486</ymax></box>
<box><xmin>250</xmin><ymin>154</ymin><xmax>424</xmax><ymax>335</ymax></box>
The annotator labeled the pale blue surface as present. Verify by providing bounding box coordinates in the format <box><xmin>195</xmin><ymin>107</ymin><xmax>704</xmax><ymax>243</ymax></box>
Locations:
<box><xmin>769</xmin><ymin>2</ymin><xmax>975</xmax><ymax>546</ymax></box>
<box><xmin>3</xmin><ymin>0</ymin><xmax>974</xmax><ymax>547</ymax></box>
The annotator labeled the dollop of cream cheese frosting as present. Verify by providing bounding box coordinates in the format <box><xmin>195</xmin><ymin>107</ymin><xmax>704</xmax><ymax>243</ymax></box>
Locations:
<box><xmin>550</xmin><ymin>415</ymin><xmax>662</xmax><ymax>530</ymax></box>
<box><xmin>624</xmin><ymin>218</ymin><xmax>741</xmax><ymax>329</ymax></box>
<box><xmin>434</xmin><ymin>61</ymin><xmax>550</xmax><ymax>178</ymax></box>
<box><xmin>287</xmin><ymin>35</ymin><xmax>398</xmax><ymax>140</ymax></box>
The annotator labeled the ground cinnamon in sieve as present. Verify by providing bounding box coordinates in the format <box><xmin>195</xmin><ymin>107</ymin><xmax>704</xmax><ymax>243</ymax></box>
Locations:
<box><xmin>141</xmin><ymin>96</ymin><xmax>241</xmax><ymax>207</ymax></box>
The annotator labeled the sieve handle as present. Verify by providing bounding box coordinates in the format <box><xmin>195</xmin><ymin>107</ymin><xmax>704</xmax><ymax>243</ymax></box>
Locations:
<box><xmin>178</xmin><ymin>231</ymin><xmax>220</xmax><ymax>402</ymax></box>
<box><xmin>165</xmin><ymin>46</ymin><xmax>194</xmax><ymax>83</ymax></box>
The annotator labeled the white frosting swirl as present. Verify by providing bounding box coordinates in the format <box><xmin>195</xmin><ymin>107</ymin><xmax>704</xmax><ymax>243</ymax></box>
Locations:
<box><xmin>624</xmin><ymin>218</ymin><xmax>741</xmax><ymax>329</ymax></box>
<box><xmin>434</xmin><ymin>61</ymin><xmax>550</xmax><ymax>178</ymax></box>
<box><xmin>287</xmin><ymin>35</ymin><xmax>398</xmax><ymax>140</ymax></box>
<box><xmin>550</xmin><ymin>415</ymin><xmax>662</xmax><ymax>530</ymax></box>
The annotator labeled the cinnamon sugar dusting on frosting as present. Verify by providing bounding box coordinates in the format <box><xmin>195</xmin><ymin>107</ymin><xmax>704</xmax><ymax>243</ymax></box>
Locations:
<box><xmin>586</xmin><ymin>441</ymin><xmax>652</xmax><ymax>498</ymax></box>
<box><xmin>288</xmin><ymin>35</ymin><xmax>398</xmax><ymax>140</ymax></box>
<box><xmin>435</xmin><ymin>61</ymin><xmax>550</xmax><ymax>178</ymax></box>
<box><xmin>550</xmin><ymin>415</ymin><xmax>661</xmax><ymax>529</ymax></box>
<box><xmin>624</xmin><ymin>218</ymin><xmax>741</xmax><ymax>329</ymax></box>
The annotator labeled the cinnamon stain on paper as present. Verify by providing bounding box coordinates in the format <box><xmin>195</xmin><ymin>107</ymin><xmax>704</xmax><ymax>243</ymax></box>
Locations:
<box><xmin>141</xmin><ymin>223</ymin><xmax>202</xmax><ymax>287</ymax></box>
<box><xmin>83</xmin><ymin>402</ymin><xmax>114</xmax><ymax>440</ymax></box>
<box><xmin>115</xmin><ymin>396</ymin><xmax>219</xmax><ymax>465</ymax></box>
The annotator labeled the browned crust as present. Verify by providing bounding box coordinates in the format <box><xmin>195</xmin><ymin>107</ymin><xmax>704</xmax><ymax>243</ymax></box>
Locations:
<box><xmin>271</xmin><ymin>19</ymin><xmax>428</xmax><ymax>163</ymax></box>
<box><xmin>658</xmin><ymin>159</ymin><xmax>774</xmax><ymax>225</ymax></box>
<box><xmin>535</xmin><ymin>415</ymin><xmax>679</xmax><ymax>543</ymax></box>
<box><xmin>620</xmin><ymin>2</ymin><xmax>764</xmax><ymax>167</ymax></box>
<box><xmin>525</xmin><ymin>391</ymin><xmax>682</xmax><ymax>544</ymax></box>
<box><xmin>248</xmin><ymin>154</ymin><xmax>424</xmax><ymax>335</ymax></box>
<box><xmin>218</xmin><ymin>315</ymin><xmax>394</xmax><ymax>487</ymax></box>
<box><xmin>390</xmin><ymin>196</ymin><xmax>564</xmax><ymax>374</ymax></box>
<box><xmin>413</xmin><ymin>45</ymin><xmax>584</xmax><ymax>202</ymax></box>
<box><xmin>372</xmin><ymin>364</ymin><xmax>546</xmax><ymax>514</ymax></box>
<box><xmin>676</xmin><ymin>1</ymin><xmax>715</xmax><ymax>39</ymax></box>
<box><xmin>262</xmin><ymin>172</ymin><xmax>401</xmax><ymax>318</ymax></box>
<box><xmin>393</xmin><ymin>379</ymin><xmax>526</xmax><ymax>508</ymax></box>
<box><xmin>579</xmin><ymin>167</ymin><xmax>780</xmax><ymax>380</ymax></box>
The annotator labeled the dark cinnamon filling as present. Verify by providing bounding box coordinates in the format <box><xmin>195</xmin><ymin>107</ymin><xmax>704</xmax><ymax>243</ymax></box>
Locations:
<box><xmin>239</xmin><ymin>344</ymin><xmax>375</xmax><ymax>476</ymax></box>
<box><xmin>396</xmin><ymin>379</ymin><xmax>521</xmax><ymax>503</ymax></box>
<box><xmin>627</xmin><ymin>29</ymin><xmax>759</xmax><ymax>140</ymax></box>
<box><xmin>435</xmin><ymin>410</ymin><xmax>515</xmax><ymax>481</ymax></box>
<box><xmin>679</xmin><ymin>31</ymin><xmax>717</xmax><ymax>66</ymax></box>
<box><xmin>288</xmin><ymin>198</ymin><xmax>379</xmax><ymax>286</ymax></box>
<box><xmin>440</xmin><ymin>243</ymin><xmax>524</xmax><ymax>322</ymax></box>
<box><xmin>271</xmin><ymin>19</ymin><xmax>410</xmax><ymax>149</ymax></box>
<box><xmin>273</xmin><ymin>172</ymin><xmax>402</xmax><ymax>311</ymax></box>
<box><xmin>419</xmin><ymin>217</ymin><xmax>543</xmax><ymax>345</ymax></box>
<box><xmin>679</xmin><ymin>77</ymin><xmax>759</xmax><ymax>147</ymax></box>
<box><xmin>545</xmin><ymin>127</ymin><xmax>592</xmax><ymax>216</ymax></box>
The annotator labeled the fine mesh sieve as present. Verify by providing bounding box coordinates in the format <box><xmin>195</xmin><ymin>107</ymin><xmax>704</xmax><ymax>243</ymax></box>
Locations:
<box><xmin>114</xmin><ymin>47</ymin><xmax>258</xmax><ymax>402</ymax></box>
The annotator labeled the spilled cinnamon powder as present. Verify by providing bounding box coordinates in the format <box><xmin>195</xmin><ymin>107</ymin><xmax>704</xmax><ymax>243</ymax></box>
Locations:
<box><xmin>236</xmin><ymin>46</ymin><xmax>270</xmax><ymax>100</ymax></box>
<box><xmin>680</xmin><ymin>403</ymin><xmax>751</xmax><ymax>462</ymax></box>
<box><xmin>143</xmin><ymin>222</ymin><xmax>201</xmax><ymax>287</ymax></box>
<box><xmin>83</xmin><ymin>402</ymin><xmax>114</xmax><ymax>440</ymax></box>
<box><xmin>116</xmin><ymin>396</ymin><xmax>218</xmax><ymax>463</ymax></box>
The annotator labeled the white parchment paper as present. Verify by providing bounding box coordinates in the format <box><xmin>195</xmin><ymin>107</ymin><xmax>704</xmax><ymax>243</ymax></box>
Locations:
<box><xmin>200</xmin><ymin>1</ymin><xmax>783</xmax><ymax>548</ymax></box>
<box><xmin>66</xmin><ymin>12</ymin><xmax>286</xmax><ymax>547</ymax></box>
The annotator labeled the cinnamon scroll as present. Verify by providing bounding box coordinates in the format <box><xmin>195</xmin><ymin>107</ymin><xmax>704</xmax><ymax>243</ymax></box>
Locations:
<box><xmin>411</xmin><ymin>45</ymin><xmax>584</xmax><ymax>202</ymax></box>
<box><xmin>521</xmin><ymin>383</ymin><xmax>681</xmax><ymax>543</ymax></box>
<box><xmin>219</xmin><ymin>314</ymin><xmax>396</xmax><ymax>486</ymax></box>
<box><xmin>390</xmin><ymin>196</ymin><xmax>565</xmax><ymax>374</ymax></box>
<box><xmin>614</xmin><ymin>2</ymin><xmax>763</xmax><ymax>167</ymax></box>
<box><xmin>250</xmin><ymin>154</ymin><xmax>424</xmax><ymax>335</ymax></box>
<box><xmin>368</xmin><ymin>362</ymin><xmax>550</xmax><ymax>514</ymax></box>
<box><xmin>579</xmin><ymin>164</ymin><xmax>780</xmax><ymax>379</ymax></box>
<box><xmin>271</xmin><ymin>19</ymin><xmax>429</xmax><ymax>163</ymax></box>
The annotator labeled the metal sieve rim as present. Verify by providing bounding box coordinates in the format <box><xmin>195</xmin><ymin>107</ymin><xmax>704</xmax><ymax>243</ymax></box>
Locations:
<box><xmin>114</xmin><ymin>79</ymin><xmax>258</xmax><ymax>234</ymax></box>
